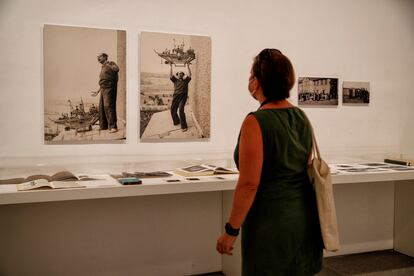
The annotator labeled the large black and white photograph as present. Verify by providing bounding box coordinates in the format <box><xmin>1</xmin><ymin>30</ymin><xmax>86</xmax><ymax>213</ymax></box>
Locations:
<box><xmin>43</xmin><ymin>24</ymin><xmax>126</xmax><ymax>144</ymax></box>
<box><xmin>298</xmin><ymin>77</ymin><xmax>338</xmax><ymax>106</ymax></box>
<box><xmin>343</xmin><ymin>81</ymin><xmax>370</xmax><ymax>104</ymax></box>
<box><xmin>140</xmin><ymin>31</ymin><xmax>211</xmax><ymax>141</ymax></box>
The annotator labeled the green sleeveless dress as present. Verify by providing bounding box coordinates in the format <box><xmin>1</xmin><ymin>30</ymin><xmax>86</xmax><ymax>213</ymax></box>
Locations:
<box><xmin>234</xmin><ymin>107</ymin><xmax>323</xmax><ymax>276</ymax></box>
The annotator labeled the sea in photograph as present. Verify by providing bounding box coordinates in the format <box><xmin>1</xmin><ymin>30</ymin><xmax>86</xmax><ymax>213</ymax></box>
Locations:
<box><xmin>140</xmin><ymin>72</ymin><xmax>174</xmax><ymax>137</ymax></box>
<box><xmin>140</xmin><ymin>72</ymin><xmax>172</xmax><ymax>95</ymax></box>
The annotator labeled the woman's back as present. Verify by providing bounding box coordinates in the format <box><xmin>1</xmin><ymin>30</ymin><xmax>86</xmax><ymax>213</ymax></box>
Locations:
<box><xmin>234</xmin><ymin>107</ymin><xmax>323</xmax><ymax>276</ymax></box>
<box><xmin>254</xmin><ymin>107</ymin><xmax>312</xmax><ymax>199</ymax></box>
<box><xmin>217</xmin><ymin>48</ymin><xmax>323</xmax><ymax>276</ymax></box>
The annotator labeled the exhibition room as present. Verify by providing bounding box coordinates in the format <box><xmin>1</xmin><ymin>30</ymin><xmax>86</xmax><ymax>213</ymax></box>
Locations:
<box><xmin>0</xmin><ymin>0</ymin><xmax>413</xmax><ymax>275</ymax></box>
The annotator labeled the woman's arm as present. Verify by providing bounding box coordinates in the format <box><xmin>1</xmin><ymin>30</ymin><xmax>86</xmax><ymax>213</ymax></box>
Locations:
<box><xmin>216</xmin><ymin>114</ymin><xmax>263</xmax><ymax>255</ymax></box>
<box><xmin>228</xmin><ymin>114</ymin><xmax>263</xmax><ymax>229</ymax></box>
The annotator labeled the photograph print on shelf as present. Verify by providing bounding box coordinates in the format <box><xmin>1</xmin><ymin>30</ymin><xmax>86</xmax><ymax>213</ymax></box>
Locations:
<box><xmin>139</xmin><ymin>31</ymin><xmax>211</xmax><ymax>141</ymax></box>
<box><xmin>342</xmin><ymin>81</ymin><xmax>370</xmax><ymax>105</ymax></box>
<box><xmin>43</xmin><ymin>24</ymin><xmax>126</xmax><ymax>144</ymax></box>
<box><xmin>298</xmin><ymin>77</ymin><xmax>338</xmax><ymax>106</ymax></box>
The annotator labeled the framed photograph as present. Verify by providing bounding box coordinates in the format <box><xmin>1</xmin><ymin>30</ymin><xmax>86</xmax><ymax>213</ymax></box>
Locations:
<box><xmin>43</xmin><ymin>24</ymin><xmax>126</xmax><ymax>144</ymax></box>
<box><xmin>343</xmin><ymin>81</ymin><xmax>370</xmax><ymax>104</ymax></box>
<box><xmin>139</xmin><ymin>31</ymin><xmax>211</xmax><ymax>141</ymax></box>
<box><xmin>298</xmin><ymin>77</ymin><xmax>338</xmax><ymax>106</ymax></box>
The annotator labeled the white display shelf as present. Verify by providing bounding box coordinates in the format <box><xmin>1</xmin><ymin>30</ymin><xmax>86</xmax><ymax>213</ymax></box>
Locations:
<box><xmin>330</xmin><ymin>162</ymin><xmax>414</xmax><ymax>184</ymax></box>
<box><xmin>0</xmin><ymin>173</ymin><xmax>239</xmax><ymax>205</ymax></box>
<box><xmin>333</xmin><ymin>170</ymin><xmax>414</xmax><ymax>184</ymax></box>
<box><xmin>1</xmin><ymin>163</ymin><xmax>414</xmax><ymax>205</ymax></box>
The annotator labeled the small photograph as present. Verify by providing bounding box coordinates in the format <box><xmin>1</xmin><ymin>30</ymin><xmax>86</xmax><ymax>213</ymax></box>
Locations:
<box><xmin>343</xmin><ymin>81</ymin><xmax>370</xmax><ymax>104</ymax></box>
<box><xmin>359</xmin><ymin>162</ymin><xmax>387</xmax><ymax>167</ymax></box>
<box><xmin>298</xmin><ymin>77</ymin><xmax>338</xmax><ymax>106</ymax></box>
<box><xmin>43</xmin><ymin>24</ymin><xmax>126</xmax><ymax>144</ymax></box>
<box><xmin>357</xmin><ymin>168</ymin><xmax>387</xmax><ymax>172</ymax></box>
<box><xmin>174</xmin><ymin>164</ymin><xmax>238</xmax><ymax>177</ymax></box>
<box><xmin>389</xmin><ymin>167</ymin><xmax>414</xmax><ymax>171</ymax></box>
<box><xmin>364</xmin><ymin>164</ymin><xmax>414</xmax><ymax>170</ymax></box>
<box><xmin>335</xmin><ymin>164</ymin><xmax>354</xmax><ymax>168</ymax></box>
<box><xmin>331</xmin><ymin>162</ymin><xmax>414</xmax><ymax>174</ymax></box>
<box><xmin>378</xmin><ymin>165</ymin><xmax>412</xmax><ymax>169</ymax></box>
<box><xmin>338</xmin><ymin>168</ymin><xmax>388</xmax><ymax>173</ymax></box>
<box><xmin>139</xmin><ymin>31</ymin><xmax>211</xmax><ymax>141</ymax></box>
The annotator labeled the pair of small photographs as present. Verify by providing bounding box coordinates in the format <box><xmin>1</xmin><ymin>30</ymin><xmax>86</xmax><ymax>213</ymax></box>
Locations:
<box><xmin>112</xmin><ymin>173</ymin><xmax>227</xmax><ymax>185</ymax></box>
<box><xmin>165</xmin><ymin>176</ymin><xmax>227</xmax><ymax>183</ymax></box>
<box><xmin>112</xmin><ymin>171</ymin><xmax>175</xmax><ymax>185</ymax></box>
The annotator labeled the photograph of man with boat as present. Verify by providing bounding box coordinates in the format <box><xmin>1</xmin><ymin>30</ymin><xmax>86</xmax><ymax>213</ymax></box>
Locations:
<box><xmin>139</xmin><ymin>31</ymin><xmax>211</xmax><ymax>141</ymax></box>
<box><xmin>43</xmin><ymin>24</ymin><xmax>126</xmax><ymax>144</ymax></box>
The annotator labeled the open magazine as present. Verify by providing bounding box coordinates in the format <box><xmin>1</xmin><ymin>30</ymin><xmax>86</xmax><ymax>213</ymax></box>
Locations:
<box><xmin>0</xmin><ymin>171</ymin><xmax>103</xmax><ymax>185</ymax></box>
<box><xmin>174</xmin><ymin>164</ymin><xmax>238</xmax><ymax>177</ymax></box>
<box><xmin>16</xmin><ymin>179</ymin><xmax>86</xmax><ymax>191</ymax></box>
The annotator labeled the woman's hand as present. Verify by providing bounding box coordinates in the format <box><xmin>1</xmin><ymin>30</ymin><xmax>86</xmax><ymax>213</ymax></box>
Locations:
<box><xmin>216</xmin><ymin>233</ymin><xmax>237</xmax><ymax>255</ymax></box>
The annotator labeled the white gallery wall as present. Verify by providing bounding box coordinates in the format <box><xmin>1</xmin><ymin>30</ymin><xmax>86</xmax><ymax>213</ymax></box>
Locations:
<box><xmin>0</xmin><ymin>2</ymin><xmax>413</xmax><ymax>275</ymax></box>
<box><xmin>0</xmin><ymin>0</ymin><xmax>413</xmax><ymax>165</ymax></box>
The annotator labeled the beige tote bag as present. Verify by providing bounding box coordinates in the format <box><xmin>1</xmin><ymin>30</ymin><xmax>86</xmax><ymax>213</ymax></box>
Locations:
<box><xmin>307</xmin><ymin>127</ymin><xmax>340</xmax><ymax>252</ymax></box>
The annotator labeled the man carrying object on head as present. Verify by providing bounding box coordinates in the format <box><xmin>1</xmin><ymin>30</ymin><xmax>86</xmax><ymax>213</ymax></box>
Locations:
<box><xmin>169</xmin><ymin>63</ymin><xmax>191</xmax><ymax>132</ymax></box>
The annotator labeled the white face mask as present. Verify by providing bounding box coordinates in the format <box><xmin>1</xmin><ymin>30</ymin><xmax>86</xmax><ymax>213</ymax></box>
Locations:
<box><xmin>249</xmin><ymin>89</ymin><xmax>257</xmax><ymax>99</ymax></box>
<box><xmin>248</xmin><ymin>76</ymin><xmax>257</xmax><ymax>99</ymax></box>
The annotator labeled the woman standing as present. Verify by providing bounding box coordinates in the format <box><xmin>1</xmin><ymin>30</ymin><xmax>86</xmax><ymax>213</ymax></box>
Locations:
<box><xmin>216</xmin><ymin>49</ymin><xmax>323</xmax><ymax>275</ymax></box>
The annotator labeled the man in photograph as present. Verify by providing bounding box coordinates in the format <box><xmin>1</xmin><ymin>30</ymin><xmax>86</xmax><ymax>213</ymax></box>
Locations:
<box><xmin>169</xmin><ymin>63</ymin><xmax>191</xmax><ymax>132</ymax></box>
<box><xmin>91</xmin><ymin>53</ymin><xmax>119</xmax><ymax>133</ymax></box>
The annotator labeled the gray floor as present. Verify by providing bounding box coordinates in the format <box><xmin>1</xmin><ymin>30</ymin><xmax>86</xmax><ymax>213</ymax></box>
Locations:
<box><xmin>318</xmin><ymin>250</ymin><xmax>414</xmax><ymax>276</ymax></box>
<box><xmin>195</xmin><ymin>250</ymin><xmax>414</xmax><ymax>276</ymax></box>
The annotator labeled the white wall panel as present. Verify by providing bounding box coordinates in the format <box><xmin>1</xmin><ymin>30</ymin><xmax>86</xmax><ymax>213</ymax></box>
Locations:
<box><xmin>0</xmin><ymin>0</ymin><xmax>413</xmax><ymax>163</ymax></box>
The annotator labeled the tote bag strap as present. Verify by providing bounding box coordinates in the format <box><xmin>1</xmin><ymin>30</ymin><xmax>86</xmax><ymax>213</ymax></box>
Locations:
<box><xmin>310</xmin><ymin>125</ymin><xmax>322</xmax><ymax>160</ymax></box>
<box><xmin>302</xmin><ymin>115</ymin><xmax>322</xmax><ymax>163</ymax></box>
<box><xmin>303</xmin><ymin>110</ymin><xmax>321</xmax><ymax>164</ymax></box>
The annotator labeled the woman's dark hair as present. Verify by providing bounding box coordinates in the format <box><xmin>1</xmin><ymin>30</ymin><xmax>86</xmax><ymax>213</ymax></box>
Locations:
<box><xmin>252</xmin><ymin>48</ymin><xmax>295</xmax><ymax>101</ymax></box>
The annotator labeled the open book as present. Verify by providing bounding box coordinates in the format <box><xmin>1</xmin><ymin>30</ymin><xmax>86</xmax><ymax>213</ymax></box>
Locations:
<box><xmin>0</xmin><ymin>171</ymin><xmax>99</xmax><ymax>185</ymax></box>
<box><xmin>174</xmin><ymin>164</ymin><xmax>238</xmax><ymax>177</ymax></box>
<box><xmin>16</xmin><ymin>179</ymin><xmax>85</xmax><ymax>191</ymax></box>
